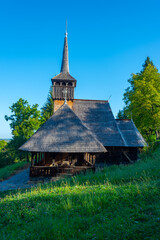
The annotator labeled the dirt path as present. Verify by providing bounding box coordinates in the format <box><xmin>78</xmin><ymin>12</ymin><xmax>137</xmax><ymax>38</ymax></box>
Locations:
<box><xmin>0</xmin><ymin>168</ymin><xmax>65</xmax><ymax>192</ymax></box>
<box><xmin>0</xmin><ymin>168</ymin><xmax>35</xmax><ymax>191</ymax></box>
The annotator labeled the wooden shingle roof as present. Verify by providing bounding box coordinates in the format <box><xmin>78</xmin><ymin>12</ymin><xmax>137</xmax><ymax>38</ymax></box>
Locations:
<box><xmin>116</xmin><ymin>119</ymin><xmax>147</xmax><ymax>147</ymax></box>
<box><xmin>73</xmin><ymin>99</ymin><xmax>146</xmax><ymax>148</ymax></box>
<box><xmin>51</xmin><ymin>72</ymin><xmax>76</xmax><ymax>82</ymax></box>
<box><xmin>19</xmin><ymin>104</ymin><xmax>107</xmax><ymax>153</ymax></box>
<box><xmin>73</xmin><ymin>99</ymin><xmax>126</xmax><ymax>147</ymax></box>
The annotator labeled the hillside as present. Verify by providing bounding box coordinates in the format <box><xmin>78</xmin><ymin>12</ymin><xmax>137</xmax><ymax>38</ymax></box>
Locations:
<box><xmin>0</xmin><ymin>147</ymin><xmax>160</xmax><ymax>240</ymax></box>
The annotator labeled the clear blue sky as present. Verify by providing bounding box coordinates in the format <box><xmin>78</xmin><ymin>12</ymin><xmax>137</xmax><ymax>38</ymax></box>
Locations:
<box><xmin>1</xmin><ymin>0</ymin><xmax>160</xmax><ymax>138</ymax></box>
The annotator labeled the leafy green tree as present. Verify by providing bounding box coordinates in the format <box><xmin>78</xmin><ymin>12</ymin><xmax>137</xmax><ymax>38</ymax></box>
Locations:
<box><xmin>5</xmin><ymin>98</ymin><xmax>41</xmax><ymax>140</ymax></box>
<box><xmin>116</xmin><ymin>108</ymin><xmax>129</xmax><ymax>119</ymax></box>
<box><xmin>1</xmin><ymin>99</ymin><xmax>41</xmax><ymax>166</ymax></box>
<box><xmin>41</xmin><ymin>86</ymin><xmax>54</xmax><ymax>124</ymax></box>
<box><xmin>141</xmin><ymin>56</ymin><xmax>153</xmax><ymax>72</ymax></box>
<box><xmin>118</xmin><ymin>57</ymin><xmax>160</xmax><ymax>142</ymax></box>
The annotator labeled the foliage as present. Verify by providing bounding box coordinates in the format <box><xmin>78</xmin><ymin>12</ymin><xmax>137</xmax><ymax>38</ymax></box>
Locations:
<box><xmin>1</xmin><ymin>88</ymin><xmax>54</xmax><ymax>168</ymax></box>
<box><xmin>0</xmin><ymin>140</ymin><xmax>7</xmax><ymax>152</ymax></box>
<box><xmin>5</xmin><ymin>98</ymin><xmax>41</xmax><ymax>139</ymax></box>
<box><xmin>116</xmin><ymin>107</ymin><xmax>129</xmax><ymax>119</ymax></box>
<box><xmin>0</xmin><ymin>99</ymin><xmax>41</xmax><ymax>168</ymax></box>
<box><xmin>41</xmin><ymin>86</ymin><xmax>54</xmax><ymax>125</ymax></box>
<box><xmin>117</xmin><ymin>57</ymin><xmax>160</xmax><ymax>142</ymax></box>
<box><xmin>0</xmin><ymin>147</ymin><xmax>160</xmax><ymax>239</ymax></box>
<box><xmin>0</xmin><ymin>161</ymin><xmax>28</xmax><ymax>181</ymax></box>
<box><xmin>1</xmin><ymin>87</ymin><xmax>53</xmax><ymax>168</ymax></box>
<box><xmin>0</xmin><ymin>136</ymin><xmax>31</xmax><ymax>168</ymax></box>
<box><xmin>141</xmin><ymin>56</ymin><xmax>154</xmax><ymax>72</ymax></box>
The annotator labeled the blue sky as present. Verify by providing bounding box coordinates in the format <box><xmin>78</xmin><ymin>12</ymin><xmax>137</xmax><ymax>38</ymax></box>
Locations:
<box><xmin>1</xmin><ymin>0</ymin><xmax>160</xmax><ymax>138</ymax></box>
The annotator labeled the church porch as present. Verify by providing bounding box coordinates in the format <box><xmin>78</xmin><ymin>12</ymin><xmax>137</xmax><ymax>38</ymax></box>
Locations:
<box><xmin>30</xmin><ymin>152</ymin><xmax>96</xmax><ymax>177</ymax></box>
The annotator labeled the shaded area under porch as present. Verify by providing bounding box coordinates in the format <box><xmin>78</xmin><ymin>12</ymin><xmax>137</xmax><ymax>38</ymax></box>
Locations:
<box><xmin>30</xmin><ymin>152</ymin><xmax>96</xmax><ymax>177</ymax></box>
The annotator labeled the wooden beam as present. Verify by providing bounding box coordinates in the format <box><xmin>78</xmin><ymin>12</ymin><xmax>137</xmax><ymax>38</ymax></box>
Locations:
<box><xmin>123</xmin><ymin>151</ymin><xmax>133</xmax><ymax>163</ymax></box>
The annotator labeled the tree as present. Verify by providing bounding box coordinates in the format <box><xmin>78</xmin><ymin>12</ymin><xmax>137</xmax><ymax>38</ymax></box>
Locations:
<box><xmin>117</xmin><ymin>57</ymin><xmax>160</xmax><ymax>142</ymax></box>
<box><xmin>141</xmin><ymin>56</ymin><xmax>153</xmax><ymax>72</ymax></box>
<box><xmin>5</xmin><ymin>98</ymin><xmax>41</xmax><ymax>140</ymax></box>
<box><xmin>1</xmin><ymin>99</ymin><xmax>41</xmax><ymax>165</ymax></box>
<box><xmin>41</xmin><ymin>86</ymin><xmax>54</xmax><ymax>124</ymax></box>
<box><xmin>116</xmin><ymin>107</ymin><xmax>129</xmax><ymax>119</ymax></box>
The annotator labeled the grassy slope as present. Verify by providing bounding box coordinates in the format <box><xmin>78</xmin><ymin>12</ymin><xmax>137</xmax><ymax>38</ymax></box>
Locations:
<box><xmin>0</xmin><ymin>162</ymin><xmax>29</xmax><ymax>181</ymax></box>
<box><xmin>0</xmin><ymin>148</ymin><xmax>160</xmax><ymax>240</ymax></box>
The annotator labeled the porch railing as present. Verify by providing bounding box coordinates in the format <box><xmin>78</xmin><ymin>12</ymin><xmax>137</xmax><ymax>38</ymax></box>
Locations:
<box><xmin>30</xmin><ymin>166</ymin><xmax>95</xmax><ymax>178</ymax></box>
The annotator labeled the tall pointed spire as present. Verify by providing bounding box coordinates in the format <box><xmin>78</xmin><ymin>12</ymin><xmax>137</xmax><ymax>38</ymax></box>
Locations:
<box><xmin>60</xmin><ymin>20</ymin><xmax>69</xmax><ymax>73</ymax></box>
<box><xmin>51</xmin><ymin>22</ymin><xmax>77</xmax><ymax>102</ymax></box>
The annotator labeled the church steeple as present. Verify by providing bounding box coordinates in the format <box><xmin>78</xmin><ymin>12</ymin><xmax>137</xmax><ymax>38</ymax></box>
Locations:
<box><xmin>51</xmin><ymin>24</ymin><xmax>77</xmax><ymax>102</ymax></box>
<box><xmin>60</xmin><ymin>22</ymin><xmax>69</xmax><ymax>73</ymax></box>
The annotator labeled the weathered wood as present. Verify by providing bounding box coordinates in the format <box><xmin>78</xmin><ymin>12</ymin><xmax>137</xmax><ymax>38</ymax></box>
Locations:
<box><xmin>19</xmin><ymin>104</ymin><xmax>106</xmax><ymax>153</ymax></box>
<box><xmin>123</xmin><ymin>151</ymin><xmax>134</xmax><ymax>163</ymax></box>
<box><xmin>35</xmin><ymin>153</ymin><xmax>37</xmax><ymax>166</ymax></box>
<box><xmin>44</xmin><ymin>152</ymin><xmax>46</xmax><ymax>165</ymax></box>
<box><xmin>31</xmin><ymin>153</ymin><xmax>34</xmax><ymax>167</ymax></box>
<box><xmin>30</xmin><ymin>166</ymin><xmax>95</xmax><ymax>178</ymax></box>
<box><xmin>52</xmin><ymin>86</ymin><xmax>75</xmax><ymax>100</ymax></box>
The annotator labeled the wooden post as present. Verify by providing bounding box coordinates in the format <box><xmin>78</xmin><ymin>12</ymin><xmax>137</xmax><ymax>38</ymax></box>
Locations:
<box><xmin>31</xmin><ymin>153</ymin><xmax>34</xmax><ymax>167</ymax></box>
<box><xmin>35</xmin><ymin>153</ymin><xmax>37</xmax><ymax>166</ymax></box>
<box><xmin>38</xmin><ymin>152</ymin><xmax>41</xmax><ymax>165</ymax></box>
<box><xmin>93</xmin><ymin>155</ymin><xmax>96</xmax><ymax>165</ymax></box>
<box><xmin>44</xmin><ymin>152</ymin><xmax>46</xmax><ymax>165</ymax></box>
<box><xmin>89</xmin><ymin>154</ymin><xmax>91</xmax><ymax>163</ymax></box>
<box><xmin>27</xmin><ymin>153</ymin><xmax>29</xmax><ymax>162</ymax></box>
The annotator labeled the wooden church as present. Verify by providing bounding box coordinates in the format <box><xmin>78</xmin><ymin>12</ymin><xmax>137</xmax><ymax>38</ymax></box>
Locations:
<box><xmin>19</xmin><ymin>29</ymin><xmax>146</xmax><ymax>177</ymax></box>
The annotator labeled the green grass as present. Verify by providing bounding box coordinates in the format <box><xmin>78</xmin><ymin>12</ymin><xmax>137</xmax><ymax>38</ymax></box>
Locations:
<box><xmin>0</xmin><ymin>148</ymin><xmax>160</xmax><ymax>240</ymax></box>
<box><xmin>0</xmin><ymin>161</ymin><xmax>29</xmax><ymax>181</ymax></box>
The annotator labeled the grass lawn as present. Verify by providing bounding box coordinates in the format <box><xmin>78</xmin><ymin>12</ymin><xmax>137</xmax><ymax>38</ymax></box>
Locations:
<box><xmin>0</xmin><ymin>148</ymin><xmax>160</xmax><ymax>239</ymax></box>
<box><xmin>0</xmin><ymin>161</ymin><xmax>29</xmax><ymax>181</ymax></box>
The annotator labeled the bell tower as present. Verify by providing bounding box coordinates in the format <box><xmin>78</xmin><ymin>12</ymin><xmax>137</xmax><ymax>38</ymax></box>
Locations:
<box><xmin>51</xmin><ymin>26</ymin><xmax>77</xmax><ymax>112</ymax></box>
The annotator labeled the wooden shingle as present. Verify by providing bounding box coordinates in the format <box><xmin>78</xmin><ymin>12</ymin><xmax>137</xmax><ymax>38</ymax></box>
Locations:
<box><xmin>73</xmin><ymin>99</ymin><xmax>146</xmax><ymax>148</ymax></box>
<box><xmin>19</xmin><ymin>104</ymin><xmax>107</xmax><ymax>153</ymax></box>
<box><xmin>73</xmin><ymin>99</ymin><xmax>126</xmax><ymax>147</ymax></box>
<box><xmin>116</xmin><ymin>119</ymin><xmax>147</xmax><ymax>147</ymax></box>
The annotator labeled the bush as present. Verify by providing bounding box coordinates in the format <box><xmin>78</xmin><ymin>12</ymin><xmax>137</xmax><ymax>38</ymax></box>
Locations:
<box><xmin>0</xmin><ymin>137</ymin><xmax>29</xmax><ymax>168</ymax></box>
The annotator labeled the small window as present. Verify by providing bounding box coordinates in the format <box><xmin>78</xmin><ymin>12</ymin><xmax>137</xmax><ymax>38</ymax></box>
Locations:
<box><xmin>56</xmin><ymin>82</ymin><xmax>60</xmax><ymax>86</ymax></box>
<box><xmin>68</xmin><ymin>82</ymin><xmax>72</xmax><ymax>86</ymax></box>
<box><xmin>62</xmin><ymin>82</ymin><xmax>66</xmax><ymax>86</ymax></box>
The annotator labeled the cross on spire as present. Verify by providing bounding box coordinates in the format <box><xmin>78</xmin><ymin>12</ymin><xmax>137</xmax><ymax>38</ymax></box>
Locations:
<box><xmin>65</xmin><ymin>19</ymin><xmax>68</xmax><ymax>37</ymax></box>
<box><xmin>62</xmin><ymin>88</ymin><xmax>68</xmax><ymax>104</ymax></box>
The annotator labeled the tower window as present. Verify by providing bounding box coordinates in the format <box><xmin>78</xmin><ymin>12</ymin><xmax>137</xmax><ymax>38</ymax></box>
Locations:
<box><xmin>68</xmin><ymin>82</ymin><xmax>72</xmax><ymax>86</ymax></box>
<box><xmin>56</xmin><ymin>82</ymin><xmax>60</xmax><ymax>86</ymax></box>
<box><xmin>62</xmin><ymin>82</ymin><xmax>66</xmax><ymax>86</ymax></box>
